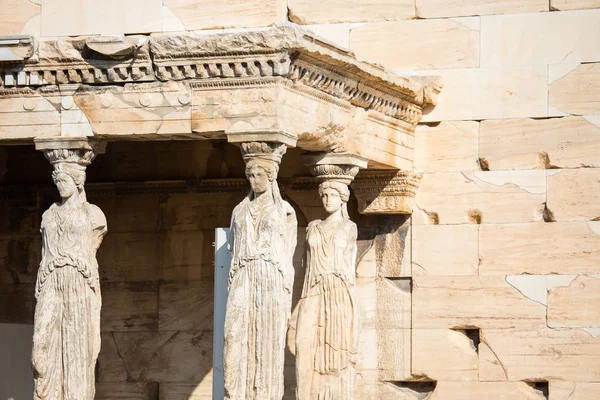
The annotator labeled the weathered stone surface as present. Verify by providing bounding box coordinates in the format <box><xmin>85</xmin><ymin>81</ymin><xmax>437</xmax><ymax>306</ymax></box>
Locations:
<box><xmin>0</xmin><ymin>35</ymin><xmax>34</xmax><ymax>61</ymax></box>
<box><xmin>160</xmin><ymin>193</ymin><xmax>241</xmax><ymax>231</ymax></box>
<box><xmin>92</xmin><ymin>196</ymin><xmax>160</xmax><ymax>233</ymax></box>
<box><xmin>413</xmin><ymin>276</ymin><xmax>547</xmax><ymax>329</ymax></box>
<box><xmin>549</xmin><ymin>381</ymin><xmax>600</xmax><ymax>400</ymax></box>
<box><xmin>161</xmin><ymin>231</ymin><xmax>213</xmax><ymax>281</ymax></box>
<box><xmin>481</xmin><ymin>328</ymin><xmax>600</xmax><ymax>381</ymax></box>
<box><xmin>105</xmin><ymin>331</ymin><xmax>213</xmax><ymax>382</ymax></box>
<box><xmin>551</xmin><ymin>0</ymin><xmax>600</xmax><ymax>10</ymax></box>
<box><xmin>0</xmin><ymin>96</ymin><xmax>60</xmax><ymax>140</ymax></box>
<box><xmin>159</xmin><ymin>383</ymin><xmax>212</xmax><ymax>400</ymax></box>
<box><xmin>413</xmin><ymin>171</ymin><xmax>546</xmax><ymax>225</ymax></box>
<box><xmin>481</xmin><ymin>10</ymin><xmax>600</xmax><ymax>66</ymax></box>
<box><xmin>0</xmin><ymin>0</ymin><xmax>39</xmax><ymax>35</ymax></box>
<box><xmin>429</xmin><ymin>381</ymin><xmax>546</xmax><ymax>400</ymax></box>
<box><xmin>304</xmin><ymin>23</ymin><xmax>352</xmax><ymax>49</ymax></box>
<box><xmin>97</xmin><ymin>333</ymin><xmax>129</xmax><ymax>382</ymax></box>
<box><xmin>350</xmin><ymin>18</ymin><xmax>479</xmax><ymax>71</ymax></box>
<box><xmin>412</xmin><ymin>329</ymin><xmax>478</xmax><ymax>381</ymax></box>
<box><xmin>95</xmin><ymin>382</ymin><xmax>157</xmax><ymax>400</ymax></box>
<box><xmin>550</xmin><ymin>63</ymin><xmax>600</xmax><ymax>115</ymax></box>
<box><xmin>479</xmin><ymin>342</ymin><xmax>507</xmax><ymax>381</ymax></box>
<box><xmin>547</xmin><ymin>169</ymin><xmax>600</xmax><ymax>221</ymax></box>
<box><xmin>97</xmin><ymin>232</ymin><xmax>161</xmax><ymax>282</ymax></box>
<box><xmin>0</xmin><ymin>234</ymin><xmax>40</xmax><ymax>285</ymax></box>
<box><xmin>414</xmin><ymin>121</ymin><xmax>479</xmax><ymax>172</ymax></box>
<box><xmin>479</xmin><ymin>117</ymin><xmax>600</xmax><ymax>170</ymax></box>
<box><xmin>376</xmin><ymin>278</ymin><xmax>411</xmax><ymax>330</ymax></box>
<box><xmin>41</xmin><ymin>0</ymin><xmax>162</xmax><ymax>36</ymax></box>
<box><xmin>412</xmin><ymin>225</ymin><xmax>478</xmax><ymax>276</ymax></box>
<box><xmin>74</xmin><ymin>83</ymin><xmax>193</xmax><ymax>138</ymax></box>
<box><xmin>288</xmin><ymin>0</ymin><xmax>414</xmax><ymax>24</ymax></box>
<box><xmin>416</xmin><ymin>67</ymin><xmax>548</xmax><ymax>122</ymax></box>
<box><xmin>368</xmin><ymin>220</ymin><xmax>411</xmax><ymax>278</ymax></box>
<box><xmin>101</xmin><ymin>282</ymin><xmax>158</xmax><ymax>332</ymax></box>
<box><xmin>0</xmin><ymin>283</ymin><xmax>34</xmax><ymax>324</ymax></box>
<box><xmin>416</xmin><ymin>0</ymin><xmax>547</xmax><ymax>18</ymax></box>
<box><xmin>548</xmin><ymin>276</ymin><xmax>600</xmax><ymax>328</ymax></box>
<box><xmin>357</xmin><ymin>278</ymin><xmax>411</xmax><ymax>381</ymax></box>
<box><xmin>158</xmin><ymin>281</ymin><xmax>214</xmax><ymax>331</ymax></box>
<box><xmin>479</xmin><ymin>222</ymin><xmax>600</xmax><ymax>275</ymax></box>
<box><xmin>164</xmin><ymin>0</ymin><xmax>286</xmax><ymax>30</ymax></box>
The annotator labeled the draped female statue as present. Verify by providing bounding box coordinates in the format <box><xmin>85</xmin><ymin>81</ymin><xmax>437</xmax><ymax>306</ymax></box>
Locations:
<box><xmin>32</xmin><ymin>162</ymin><xmax>106</xmax><ymax>400</ymax></box>
<box><xmin>295</xmin><ymin>179</ymin><xmax>360</xmax><ymax>400</ymax></box>
<box><xmin>224</xmin><ymin>142</ymin><xmax>297</xmax><ymax>400</ymax></box>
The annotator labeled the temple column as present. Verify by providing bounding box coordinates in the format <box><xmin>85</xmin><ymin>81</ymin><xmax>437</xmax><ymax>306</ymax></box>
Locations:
<box><xmin>32</xmin><ymin>137</ymin><xmax>107</xmax><ymax>400</ymax></box>
<box><xmin>295</xmin><ymin>152</ymin><xmax>367</xmax><ymax>400</ymax></box>
<box><xmin>223</xmin><ymin>133</ymin><xmax>297</xmax><ymax>400</ymax></box>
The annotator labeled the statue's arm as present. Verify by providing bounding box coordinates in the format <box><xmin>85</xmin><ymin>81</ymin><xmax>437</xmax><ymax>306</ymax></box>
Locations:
<box><xmin>87</xmin><ymin>204</ymin><xmax>107</xmax><ymax>249</ymax></box>
<box><xmin>346</xmin><ymin>222</ymin><xmax>358</xmax><ymax>286</ymax></box>
<box><xmin>284</xmin><ymin>201</ymin><xmax>298</xmax><ymax>260</ymax></box>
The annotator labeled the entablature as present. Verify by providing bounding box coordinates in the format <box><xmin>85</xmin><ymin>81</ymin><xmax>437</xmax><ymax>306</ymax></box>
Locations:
<box><xmin>0</xmin><ymin>24</ymin><xmax>441</xmax><ymax>214</ymax></box>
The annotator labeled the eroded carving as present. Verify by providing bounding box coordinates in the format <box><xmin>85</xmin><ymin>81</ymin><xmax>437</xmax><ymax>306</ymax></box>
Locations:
<box><xmin>224</xmin><ymin>141</ymin><xmax>297</xmax><ymax>400</ymax></box>
<box><xmin>352</xmin><ymin>170</ymin><xmax>423</xmax><ymax>214</ymax></box>
<box><xmin>298</xmin><ymin>123</ymin><xmax>347</xmax><ymax>153</ymax></box>
<box><xmin>296</xmin><ymin>164</ymin><xmax>361</xmax><ymax>400</ymax></box>
<box><xmin>32</xmin><ymin>138</ymin><xmax>107</xmax><ymax>400</ymax></box>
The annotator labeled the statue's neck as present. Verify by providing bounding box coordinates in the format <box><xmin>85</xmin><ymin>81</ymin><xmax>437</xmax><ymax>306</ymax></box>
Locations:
<box><xmin>61</xmin><ymin>194</ymin><xmax>82</xmax><ymax>208</ymax></box>
<box><xmin>251</xmin><ymin>189</ymin><xmax>273</xmax><ymax>204</ymax></box>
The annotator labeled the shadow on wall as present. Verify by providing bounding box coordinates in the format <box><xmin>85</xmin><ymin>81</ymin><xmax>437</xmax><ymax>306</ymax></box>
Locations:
<box><xmin>0</xmin><ymin>324</ymin><xmax>34</xmax><ymax>400</ymax></box>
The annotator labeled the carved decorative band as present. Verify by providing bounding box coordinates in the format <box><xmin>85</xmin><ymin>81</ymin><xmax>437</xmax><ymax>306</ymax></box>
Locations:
<box><xmin>289</xmin><ymin>58</ymin><xmax>422</xmax><ymax>124</ymax></box>
<box><xmin>351</xmin><ymin>170</ymin><xmax>422</xmax><ymax>214</ymax></box>
<box><xmin>154</xmin><ymin>53</ymin><xmax>292</xmax><ymax>81</ymax></box>
<box><xmin>1</xmin><ymin>63</ymin><xmax>153</xmax><ymax>87</ymax></box>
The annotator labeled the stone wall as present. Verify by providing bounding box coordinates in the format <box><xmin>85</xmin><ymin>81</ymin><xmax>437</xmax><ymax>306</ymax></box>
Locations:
<box><xmin>343</xmin><ymin>3</ymin><xmax>600</xmax><ymax>400</ymax></box>
<box><xmin>1</xmin><ymin>1</ymin><xmax>600</xmax><ymax>399</ymax></box>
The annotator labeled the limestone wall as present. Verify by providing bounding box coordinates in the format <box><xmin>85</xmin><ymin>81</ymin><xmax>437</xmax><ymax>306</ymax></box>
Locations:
<box><xmin>1</xmin><ymin>1</ymin><xmax>600</xmax><ymax>399</ymax></box>
<box><xmin>342</xmin><ymin>3</ymin><xmax>600</xmax><ymax>400</ymax></box>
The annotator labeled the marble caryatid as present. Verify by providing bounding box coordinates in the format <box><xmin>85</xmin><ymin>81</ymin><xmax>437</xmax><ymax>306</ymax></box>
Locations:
<box><xmin>296</xmin><ymin>165</ymin><xmax>361</xmax><ymax>400</ymax></box>
<box><xmin>224</xmin><ymin>141</ymin><xmax>297</xmax><ymax>400</ymax></box>
<box><xmin>32</xmin><ymin>142</ymin><xmax>106</xmax><ymax>400</ymax></box>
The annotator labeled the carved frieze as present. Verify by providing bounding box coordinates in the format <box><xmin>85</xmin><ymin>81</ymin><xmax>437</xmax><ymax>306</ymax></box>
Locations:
<box><xmin>351</xmin><ymin>170</ymin><xmax>423</xmax><ymax>214</ymax></box>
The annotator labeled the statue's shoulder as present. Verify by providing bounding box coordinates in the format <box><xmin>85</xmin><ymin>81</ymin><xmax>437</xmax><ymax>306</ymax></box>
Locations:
<box><xmin>307</xmin><ymin>219</ymin><xmax>321</xmax><ymax>229</ymax></box>
<box><xmin>345</xmin><ymin>219</ymin><xmax>358</xmax><ymax>238</ymax></box>
<box><xmin>41</xmin><ymin>203</ymin><xmax>59</xmax><ymax>221</ymax></box>
<box><xmin>282</xmin><ymin>200</ymin><xmax>295</xmax><ymax>216</ymax></box>
<box><xmin>231</xmin><ymin>197</ymin><xmax>249</xmax><ymax>217</ymax></box>
<box><xmin>85</xmin><ymin>203</ymin><xmax>107</xmax><ymax>230</ymax></box>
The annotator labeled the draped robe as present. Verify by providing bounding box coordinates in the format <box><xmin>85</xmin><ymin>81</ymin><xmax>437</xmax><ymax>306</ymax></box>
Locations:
<box><xmin>224</xmin><ymin>195</ymin><xmax>297</xmax><ymax>400</ymax></box>
<box><xmin>32</xmin><ymin>202</ymin><xmax>106</xmax><ymax>400</ymax></box>
<box><xmin>296</xmin><ymin>218</ymin><xmax>360</xmax><ymax>400</ymax></box>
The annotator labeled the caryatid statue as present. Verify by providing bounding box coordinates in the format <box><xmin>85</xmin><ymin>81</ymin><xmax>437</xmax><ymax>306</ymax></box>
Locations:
<box><xmin>32</xmin><ymin>138</ymin><xmax>107</xmax><ymax>400</ymax></box>
<box><xmin>296</xmin><ymin>162</ymin><xmax>362</xmax><ymax>400</ymax></box>
<box><xmin>224</xmin><ymin>141</ymin><xmax>297</xmax><ymax>400</ymax></box>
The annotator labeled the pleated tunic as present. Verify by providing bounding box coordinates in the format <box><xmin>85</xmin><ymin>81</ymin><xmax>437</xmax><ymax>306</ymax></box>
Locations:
<box><xmin>224</xmin><ymin>196</ymin><xmax>296</xmax><ymax>400</ymax></box>
<box><xmin>296</xmin><ymin>219</ymin><xmax>360</xmax><ymax>400</ymax></box>
<box><xmin>32</xmin><ymin>202</ymin><xmax>106</xmax><ymax>400</ymax></box>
